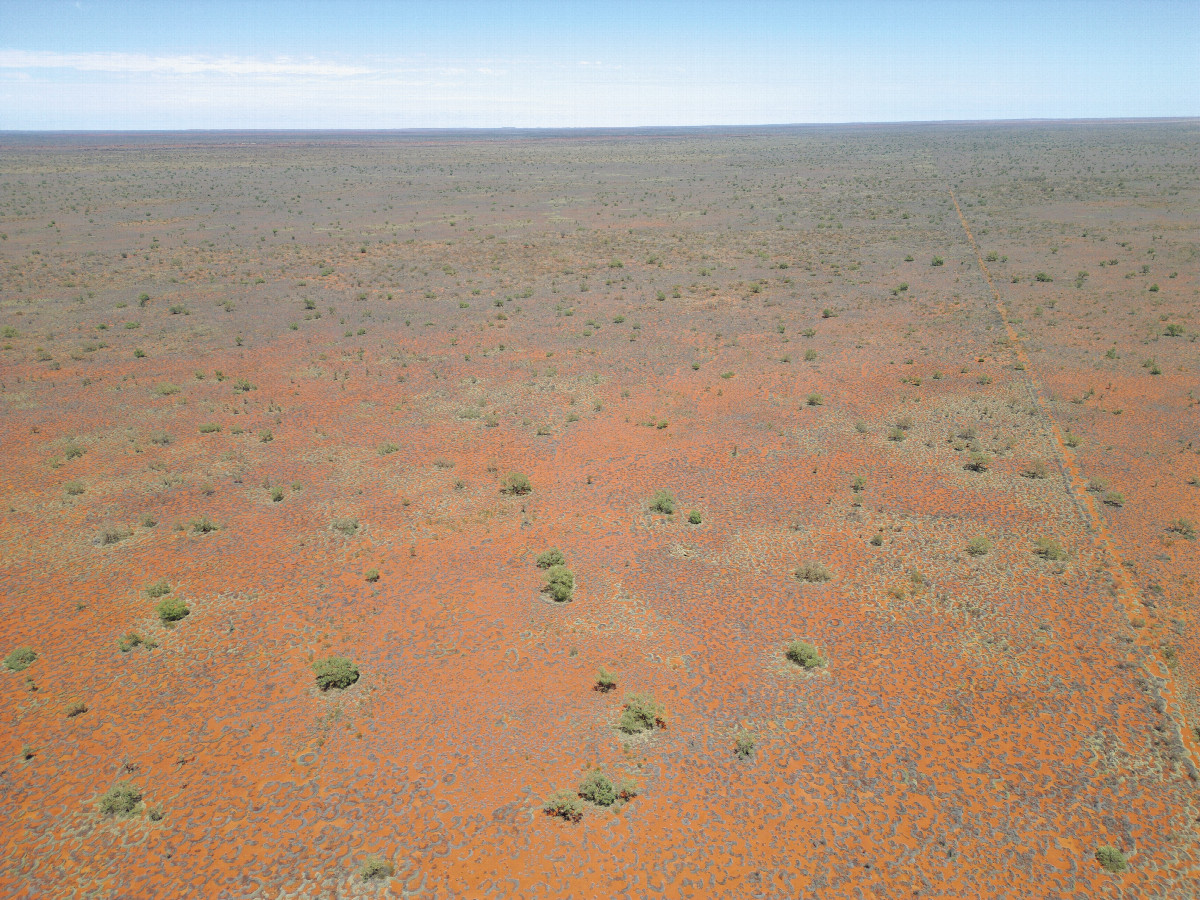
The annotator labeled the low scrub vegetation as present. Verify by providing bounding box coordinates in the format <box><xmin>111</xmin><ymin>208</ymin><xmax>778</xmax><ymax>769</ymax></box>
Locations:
<box><xmin>542</xmin><ymin>788</ymin><xmax>583</xmax><ymax>822</ymax></box>
<box><xmin>543</xmin><ymin>565</ymin><xmax>575</xmax><ymax>602</ymax></box>
<box><xmin>313</xmin><ymin>656</ymin><xmax>359</xmax><ymax>691</ymax></box>
<box><xmin>97</xmin><ymin>781</ymin><xmax>142</xmax><ymax>818</ymax></box>
<box><xmin>795</xmin><ymin>562</ymin><xmax>832</xmax><ymax>583</ymax></box>
<box><xmin>501</xmin><ymin>472</ymin><xmax>532</xmax><ymax>495</ymax></box>
<box><xmin>155</xmin><ymin>597</ymin><xmax>190</xmax><ymax>624</ymax></box>
<box><xmin>648</xmin><ymin>489</ymin><xmax>675</xmax><ymax>514</ymax></box>
<box><xmin>785</xmin><ymin>640</ymin><xmax>825</xmax><ymax>669</ymax></box>
<box><xmin>359</xmin><ymin>855</ymin><xmax>395</xmax><ymax>881</ymax></box>
<box><xmin>4</xmin><ymin>647</ymin><xmax>38</xmax><ymax>672</ymax></box>
<box><xmin>618</xmin><ymin>692</ymin><xmax>664</xmax><ymax>734</ymax></box>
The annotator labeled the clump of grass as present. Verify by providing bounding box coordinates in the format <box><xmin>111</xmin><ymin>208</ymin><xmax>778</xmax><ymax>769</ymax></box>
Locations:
<box><xmin>149</xmin><ymin>431</ymin><xmax>172</xmax><ymax>446</ymax></box>
<box><xmin>965</xmin><ymin>536</ymin><xmax>992</xmax><ymax>557</ymax></box>
<box><xmin>965</xmin><ymin>452</ymin><xmax>991</xmax><ymax>472</ymax></box>
<box><xmin>542</xmin><ymin>788</ymin><xmax>584</xmax><ymax>822</ymax></box>
<box><xmin>806</xmin><ymin>393</ymin><xmax>823</xmax><ymax>406</ymax></box>
<box><xmin>189</xmin><ymin>516</ymin><xmax>219</xmax><ymax>534</ymax></box>
<box><xmin>785</xmin><ymin>640</ymin><xmax>825</xmax><ymax>669</ymax></box>
<box><xmin>543</xmin><ymin>565</ymin><xmax>574</xmax><ymax>602</ymax></box>
<box><xmin>331</xmin><ymin>517</ymin><xmax>359</xmax><ymax>536</ymax></box>
<box><xmin>117</xmin><ymin>632</ymin><xmax>143</xmax><ymax>653</ymax></box>
<box><xmin>1167</xmin><ymin>518</ymin><xmax>1196</xmax><ymax>539</ymax></box>
<box><xmin>64</xmin><ymin>479</ymin><xmax>85</xmax><ymax>496</ymax></box>
<box><xmin>1087</xmin><ymin>477</ymin><xmax>1109</xmax><ymax>492</ymax></box>
<box><xmin>199</xmin><ymin>423</ymin><xmax>221</xmax><ymax>434</ymax></box>
<box><xmin>359</xmin><ymin>855</ymin><xmax>395</xmax><ymax>882</ymax></box>
<box><xmin>795</xmin><ymin>562</ymin><xmax>832</xmax><ymax>583</ymax></box>
<box><xmin>1095</xmin><ymin>846</ymin><xmax>1127</xmax><ymax>873</ymax></box>
<box><xmin>734</xmin><ymin>732</ymin><xmax>756</xmax><ymax>758</ymax></box>
<box><xmin>578</xmin><ymin>771</ymin><xmax>617</xmax><ymax>806</ymax></box>
<box><xmin>313</xmin><ymin>656</ymin><xmax>359</xmax><ymax>691</ymax></box>
<box><xmin>4</xmin><ymin>647</ymin><xmax>38</xmax><ymax>672</ymax></box>
<box><xmin>97</xmin><ymin>781</ymin><xmax>142</xmax><ymax>818</ymax></box>
<box><xmin>648</xmin><ymin>489</ymin><xmax>675</xmax><ymax>515</ymax></box>
<box><xmin>1102</xmin><ymin>491</ymin><xmax>1125</xmax><ymax>507</ymax></box>
<box><xmin>595</xmin><ymin>667</ymin><xmax>617</xmax><ymax>692</ymax></box>
<box><xmin>155</xmin><ymin>597</ymin><xmax>189</xmax><ymax>624</ymax></box>
<box><xmin>95</xmin><ymin>526</ymin><xmax>130</xmax><ymax>546</ymax></box>
<box><xmin>501</xmin><ymin>472</ymin><xmax>532</xmax><ymax>495</ymax></box>
<box><xmin>617</xmin><ymin>692</ymin><xmax>664</xmax><ymax>734</ymax></box>
<box><xmin>536</xmin><ymin>548</ymin><xmax>565</xmax><ymax>569</ymax></box>
<box><xmin>1023</xmin><ymin>459</ymin><xmax>1049</xmax><ymax>479</ymax></box>
<box><xmin>378</xmin><ymin>442</ymin><xmax>399</xmax><ymax>456</ymax></box>
<box><xmin>887</xmin><ymin>426</ymin><xmax>906</xmax><ymax>442</ymax></box>
<box><xmin>1033</xmin><ymin>537</ymin><xmax>1067</xmax><ymax>561</ymax></box>
<box><xmin>365</xmin><ymin>568</ymin><xmax>380</xmax><ymax>583</ymax></box>
<box><xmin>64</xmin><ymin>700</ymin><xmax>88</xmax><ymax>718</ymax></box>
<box><xmin>145</xmin><ymin>578</ymin><xmax>171</xmax><ymax>598</ymax></box>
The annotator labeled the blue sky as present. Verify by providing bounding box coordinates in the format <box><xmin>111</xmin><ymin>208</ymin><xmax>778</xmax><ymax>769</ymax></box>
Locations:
<box><xmin>1</xmin><ymin>0</ymin><xmax>1196</xmax><ymax>129</ymax></box>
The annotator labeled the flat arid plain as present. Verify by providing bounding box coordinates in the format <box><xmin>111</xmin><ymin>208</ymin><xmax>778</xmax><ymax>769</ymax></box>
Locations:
<box><xmin>1</xmin><ymin>122</ymin><xmax>1198</xmax><ymax>898</ymax></box>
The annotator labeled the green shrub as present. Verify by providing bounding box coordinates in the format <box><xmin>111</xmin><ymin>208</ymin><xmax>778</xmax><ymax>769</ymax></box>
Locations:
<box><xmin>687</xmin><ymin>510</ymin><xmax>702</xmax><ymax>525</ymax></box>
<box><xmin>190</xmin><ymin>516</ymin><xmax>219</xmax><ymax>534</ymax></box>
<box><xmin>617</xmin><ymin>693</ymin><xmax>664</xmax><ymax>734</ymax></box>
<box><xmin>156</xmin><ymin>597</ymin><xmax>189</xmax><ymax>624</ymax></box>
<box><xmin>965</xmin><ymin>536</ymin><xmax>992</xmax><ymax>557</ymax></box>
<box><xmin>232</xmin><ymin>377</ymin><xmax>255</xmax><ymax>393</ymax></box>
<box><xmin>1164</xmin><ymin>323</ymin><xmax>1184</xmax><ymax>336</ymax></box>
<box><xmin>149</xmin><ymin>431</ymin><xmax>171</xmax><ymax>446</ymax></box>
<box><xmin>1095</xmin><ymin>846</ymin><xmax>1127</xmax><ymax>873</ymax></box>
<box><xmin>1102</xmin><ymin>491</ymin><xmax>1125</xmax><ymax>507</ymax></box>
<box><xmin>270</xmin><ymin>487</ymin><xmax>284</xmax><ymax>502</ymax></box>
<box><xmin>199</xmin><ymin>423</ymin><xmax>221</xmax><ymax>434</ymax></box>
<box><xmin>806</xmin><ymin>393</ymin><xmax>823</xmax><ymax>406</ymax></box>
<box><xmin>1034</xmin><ymin>272</ymin><xmax>1052</xmax><ymax>282</ymax></box>
<box><xmin>804</xmin><ymin>348</ymin><xmax>818</xmax><ymax>361</ymax></box>
<box><xmin>378</xmin><ymin>442</ymin><xmax>399</xmax><ymax>455</ymax></box>
<box><xmin>117</xmin><ymin>632</ymin><xmax>143</xmax><ymax>653</ymax></box>
<box><xmin>648</xmin><ymin>489</ymin><xmax>675</xmax><ymax>515</ymax></box>
<box><xmin>1167</xmin><ymin>518</ymin><xmax>1196</xmax><ymax>539</ymax></box>
<box><xmin>95</xmin><ymin>526</ymin><xmax>130</xmax><ymax>546</ymax></box>
<box><xmin>359</xmin><ymin>855</ymin><xmax>395</xmax><ymax>881</ymax></box>
<box><xmin>536</xmin><ymin>548</ymin><xmax>565</xmax><ymax>569</ymax></box>
<box><xmin>98</xmin><ymin>781</ymin><xmax>142</xmax><ymax>818</ymax></box>
<box><xmin>543</xmin><ymin>565</ymin><xmax>574</xmax><ymax>602</ymax></box>
<box><xmin>785</xmin><ymin>640</ymin><xmax>825</xmax><ymax>669</ymax></box>
<box><xmin>1033</xmin><ymin>537</ymin><xmax>1067</xmax><ymax>560</ymax></box>
<box><xmin>258</xmin><ymin>430</ymin><xmax>273</xmax><ymax>443</ymax></box>
<box><xmin>1023</xmin><ymin>459</ymin><xmax>1049</xmax><ymax>479</ymax></box>
<box><xmin>365</xmin><ymin>568</ymin><xmax>380</xmax><ymax>583</ymax></box>
<box><xmin>965</xmin><ymin>452</ymin><xmax>991</xmax><ymax>472</ymax></box>
<box><xmin>931</xmin><ymin>256</ymin><xmax>944</xmax><ymax>267</ymax></box>
<box><xmin>595</xmin><ymin>667</ymin><xmax>617</xmax><ymax>692</ymax></box>
<box><xmin>578</xmin><ymin>771</ymin><xmax>617</xmax><ymax>806</ymax></box>
<box><xmin>64</xmin><ymin>700</ymin><xmax>88</xmax><ymax>717</ymax></box>
<box><xmin>501</xmin><ymin>472</ymin><xmax>532</xmax><ymax>495</ymax></box>
<box><xmin>331</xmin><ymin>517</ymin><xmax>359</xmax><ymax>536</ymax></box>
<box><xmin>65</xmin><ymin>479</ymin><xmax>85</xmax><ymax>496</ymax></box>
<box><xmin>795</xmin><ymin>562</ymin><xmax>831</xmax><ymax>583</ymax></box>
<box><xmin>888</xmin><ymin>427</ymin><xmax>906</xmax><ymax>442</ymax></box>
<box><xmin>543</xmin><ymin>788</ymin><xmax>583</xmax><ymax>821</ymax></box>
<box><xmin>313</xmin><ymin>656</ymin><xmax>359</xmax><ymax>691</ymax></box>
<box><xmin>145</xmin><ymin>578</ymin><xmax>171</xmax><ymax>598</ymax></box>
<box><xmin>734</xmin><ymin>732</ymin><xmax>756</xmax><ymax>758</ymax></box>
<box><xmin>4</xmin><ymin>647</ymin><xmax>38</xmax><ymax>672</ymax></box>
<box><xmin>852</xmin><ymin>476</ymin><xmax>867</xmax><ymax>492</ymax></box>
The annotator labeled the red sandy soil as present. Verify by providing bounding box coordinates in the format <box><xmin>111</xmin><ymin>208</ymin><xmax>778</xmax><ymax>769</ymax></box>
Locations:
<box><xmin>0</xmin><ymin>122</ymin><xmax>1198</xmax><ymax>898</ymax></box>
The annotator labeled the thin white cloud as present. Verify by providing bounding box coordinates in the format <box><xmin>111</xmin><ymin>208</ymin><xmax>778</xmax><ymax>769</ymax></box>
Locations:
<box><xmin>0</xmin><ymin>49</ymin><xmax>372</xmax><ymax>77</ymax></box>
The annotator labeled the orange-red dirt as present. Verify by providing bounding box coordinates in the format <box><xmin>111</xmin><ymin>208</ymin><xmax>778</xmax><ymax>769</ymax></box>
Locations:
<box><xmin>1</xmin><ymin>123</ymin><xmax>1198</xmax><ymax>898</ymax></box>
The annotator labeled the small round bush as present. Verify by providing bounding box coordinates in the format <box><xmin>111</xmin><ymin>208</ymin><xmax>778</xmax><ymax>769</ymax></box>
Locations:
<box><xmin>785</xmin><ymin>640</ymin><xmax>825</xmax><ymax>669</ymax></box>
<box><xmin>1095</xmin><ymin>845</ymin><xmax>1127</xmax><ymax>873</ymax></box>
<box><xmin>501</xmin><ymin>472</ymin><xmax>532</xmax><ymax>495</ymax></box>
<box><xmin>365</xmin><ymin>568</ymin><xmax>380</xmax><ymax>583</ymax></box>
<box><xmin>98</xmin><ymin>781</ymin><xmax>142</xmax><ymax>818</ymax></box>
<box><xmin>543</xmin><ymin>565</ymin><xmax>575</xmax><ymax>602</ymax></box>
<box><xmin>595</xmin><ymin>667</ymin><xmax>617</xmax><ymax>692</ymax></box>
<box><xmin>735</xmin><ymin>732</ymin><xmax>756</xmax><ymax>758</ymax></box>
<box><xmin>155</xmin><ymin>597</ymin><xmax>190</xmax><ymax>624</ymax></box>
<box><xmin>687</xmin><ymin>510</ymin><xmax>702</xmax><ymax>525</ymax></box>
<box><xmin>313</xmin><ymin>656</ymin><xmax>359</xmax><ymax>691</ymax></box>
<box><xmin>618</xmin><ymin>692</ymin><xmax>664</xmax><ymax>734</ymax></box>
<box><xmin>648</xmin><ymin>489</ymin><xmax>675</xmax><ymax>515</ymax></box>
<box><xmin>359</xmin><ymin>855</ymin><xmax>395</xmax><ymax>881</ymax></box>
<box><xmin>4</xmin><ymin>647</ymin><xmax>38</xmax><ymax>672</ymax></box>
<box><xmin>536</xmin><ymin>547</ymin><xmax>565</xmax><ymax>569</ymax></box>
<box><xmin>1033</xmin><ymin>537</ymin><xmax>1067</xmax><ymax>561</ymax></box>
<box><xmin>543</xmin><ymin>788</ymin><xmax>583</xmax><ymax>821</ymax></box>
<box><xmin>965</xmin><ymin>536</ymin><xmax>992</xmax><ymax>557</ymax></box>
<box><xmin>965</xmin><ymin>452</ymin><xmax>991</xmax><ymax>472</ymax></box>
<box><xmin>795</xmin><ymin>562</ymin><xmax>831</xmax><ymax>583</ymax></box>
<box><xmin>145</xmin><ymin>578</ymin><xmax>171</xmax><ymax>599</ymax></box>
<box><xmin>578</xmin><ymin>771</ymin><xmax>617</xmax><ymax>806</ymax></box>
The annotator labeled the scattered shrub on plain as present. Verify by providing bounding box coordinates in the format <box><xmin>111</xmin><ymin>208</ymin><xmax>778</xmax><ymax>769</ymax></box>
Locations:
<box><xmin>313</xmin><ymin>656</ymin><xmax>359</xmax><ymax>691</ymax></box>
<box><xmin>785</xmin><ymin>640</ymin><xmax>825</xmax><ymax>669</ymax></box>
<box><xmin>618</xmin><ymin>693</ymin><xmax>664</xmax><ymax>734</ymax></box>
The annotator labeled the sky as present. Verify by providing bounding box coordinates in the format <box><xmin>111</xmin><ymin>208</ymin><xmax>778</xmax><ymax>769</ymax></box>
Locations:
<box><xmin>0</xmin><ymin>0</ymin><xmax>1197</xmax><ymax>129</ymax></box>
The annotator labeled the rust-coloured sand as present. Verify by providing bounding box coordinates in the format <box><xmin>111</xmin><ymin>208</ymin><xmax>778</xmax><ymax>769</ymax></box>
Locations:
<box><xmin>1</xmin><ymin>124</ymin><xmax>1198</xmax><ymax>898</ymax></box>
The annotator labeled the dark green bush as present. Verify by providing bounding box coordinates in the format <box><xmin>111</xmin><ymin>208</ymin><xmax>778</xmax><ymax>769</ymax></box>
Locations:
<box><xmin>617</xmin><ymin>693</ymin><xmax>664</xmax><ymax>734</ymax></box>
<box><xmin>365</xmin><ymin>568</ymin><xmax>380</xmax><ymax>583</ymax></box>
<box><xmin>536</xmin><ymin>548</ymin><xmax>565</xmax><ymax>569</ymax></box>
<box><xmin>189</xmin><ymin>516</ymin><xmax>219</xmax><ymax>534</ymax></box>
<box><xmin>687</xmin><ymin>510</ymin><xmax>702</xmax><ymax>525</ymax></box>
<box><xmin>578</xmin><ymin>771</ymin><xmax>617</xmax><ymax>806</ymax></box>
<box><xmin>4</xmin><ymin>647</ymin><xmax>38</xmax><ymax>672</ymax></box>
<box><xmin>313</xmin><ymin>656</ymin><xmax>359</xmax><ymax>690</ymax></box>
<box><xmin>648</xmin><ymin>490</ymin><xmax>675</xmax><ymax>515</ymax></box>
<box><xmin>98</xmin><ymin>781</ymin><xmax>142</xmax><ymax>818</ymax></box>
<box><xmin>785</xmin><ymin>640</ymin><xmax>825</xmax><ymax>669</ymax></box>
<box><xmin>543</xmin><ymin>565</ymin><xmax>574</xmax><ymax>602</ymax></box>
<box><xmin>156</xmin><ymin>597</ymin><xmax>189</xmax><ymax>624</ymax></box>
<box><xmin>117</xmin><ymin>632</ymin><xmax>143</xmax><ymax>653</ymax></box>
